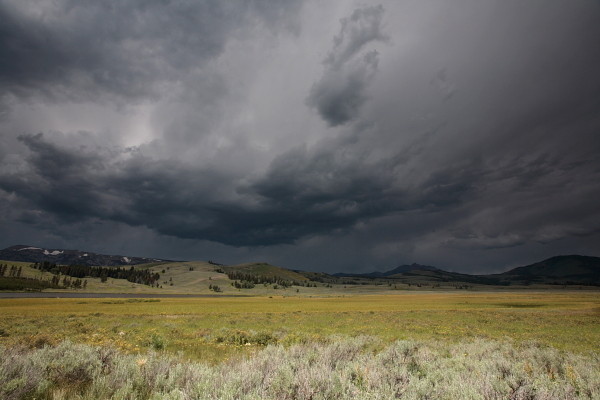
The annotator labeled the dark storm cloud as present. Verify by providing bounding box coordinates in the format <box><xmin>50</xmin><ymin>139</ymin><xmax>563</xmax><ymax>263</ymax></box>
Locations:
<box><xmin>1</xmin><ymin>0</ymin><xmax>600</xmax><ymax>272</ymax></box>
<box><xmin>3</xmin><ymin>133</ymin><xmax>364</xmax><ymax>246</ymax></box>
<box><xmin>0</xmin><ymin>133</ymin><xmax>228</xmax><ymax>238</ymax></box>
<box><xmin>1</xmin><ymin>134</ymin><xmax>126</xmax><ymax>221</ymax></box>
<box><xmin>0</xmin><ymin>0</ymin><xmax>301</xmax><ymax>105</ymax></box>
<box><xmin>2</xmin><ymin>96</ymin><xmax>599</xmax><ymax>254</ymax></box>
<box><xmin>307</xmin><ymin>5</ymin><xmax>387</xmax><ymax>126</ymax></box>
<box><xmin>0</xmin><ymin>131</ymin><xmax>480</xmax><ymax>246</ymax></box>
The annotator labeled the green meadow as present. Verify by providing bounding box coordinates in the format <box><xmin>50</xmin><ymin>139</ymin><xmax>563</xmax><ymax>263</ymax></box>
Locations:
<box><xmin>1</xmin><ymin>292</ymin><xmax>598</xmax><ymax>364</ymax></box>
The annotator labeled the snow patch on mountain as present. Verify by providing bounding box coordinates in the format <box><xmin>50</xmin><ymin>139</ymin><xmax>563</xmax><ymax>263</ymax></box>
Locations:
<box><xmin>43</xmin><ymin>250</ymin><xmax>64</xmax><ymax>256</ymax></box>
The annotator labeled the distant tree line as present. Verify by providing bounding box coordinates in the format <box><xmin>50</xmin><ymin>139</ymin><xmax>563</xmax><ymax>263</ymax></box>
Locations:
<box><xmin>33</xmin><ymin>262</ymin><xmax>160</xmax><ymax>287</ymax></box>
<box><xmin>231</xmin><ymin>280</ymin><xmax>255</xmax><ymax>289</ymax></box>
<box><xmin>220</xmin><ymin>270</ymin><xmax>307</xmax><ymax>288</ymax></box>
<box><xmin>0</xmin><ymin>264</ymin><xmax>22</xmax><ymax>278</ymax></box>
<box><xmin>0</xmin><ymin>263</ymin><xmax>66</xmax><ymax>291</ymax></box>
<box><xmin>49</xmin><ymin>275</ymin><xmax>88</xmax><ymax>289</ymax></box>
<box><xmin>208</xmin><ymin>260</ymin><xmax>224</xmax><ymax>266</ymax></box>
<box><xmin>298</xmin><ymin>274</ymin><xmax>337</xmax><ymax>284</ymax></box>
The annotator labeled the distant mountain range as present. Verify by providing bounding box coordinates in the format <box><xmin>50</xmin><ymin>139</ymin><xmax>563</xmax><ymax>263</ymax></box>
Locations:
<box><xmin>1</xmin><ymin>244</ymin><xmax>598</xmax><ymax>285</ymax></box>
<box><xmin>334</xmin><ymin>263</ymin><xmax>441</xmax><ymax>278</ymax></box>
<box><xmin>335</xmin><ymin>256</ymin><xmax>600</xmax><ymax>286</ymax></box>
<box><xmin>0</xmin><ymin>245</ymin><xmax>172</xmax><ymax>266</ymax></box>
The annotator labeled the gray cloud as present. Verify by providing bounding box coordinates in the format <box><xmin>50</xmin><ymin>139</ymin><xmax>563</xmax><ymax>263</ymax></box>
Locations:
<box><xmin>307</xmin><ymin>5</ymin><xmax>387</xmax><ymax>126</ymax></box>
<box><xmin>325</xmin><ymin>5</ymin><xmax>387</xmax><ymax>69</ymax></box>
<box><xmin>10</xmin><ymin>120</ymin><xmax>597</xmax><ymax>252</ymax></box>
<box><xmin>0</xmin><ymin>0</ymin><xmax>302</xmax><ymax>106</ymax></box>
<box><xmin>0</xmin><ymin>131</ymin><xmax>475</xmax><ymax>246</ymax></box>
<box><xmin>1</xmin><ymin>0</ymin><xmax>599</xmax><ymax>273</ymax></box>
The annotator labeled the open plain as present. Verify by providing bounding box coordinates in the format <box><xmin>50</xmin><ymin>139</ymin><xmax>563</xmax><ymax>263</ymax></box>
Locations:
<box><xmin>1</xmin><ymin>291</ymin><xmax>599</xmax><ymax>399</ymax></box>
<box><xmin>1</xmin><ymin>291</ymin><xmax>598</xmax><ymax>361</ymax></box>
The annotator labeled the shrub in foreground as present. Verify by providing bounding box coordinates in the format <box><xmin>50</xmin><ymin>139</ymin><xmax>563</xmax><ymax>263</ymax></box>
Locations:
<box><xmin>1</xmin><ymin>337</ymin><xmax>599</xmax><ymax>399</ymax></box>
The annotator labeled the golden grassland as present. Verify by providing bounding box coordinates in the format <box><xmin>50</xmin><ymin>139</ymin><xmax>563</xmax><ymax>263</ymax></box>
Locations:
<box><xmin>1</xmin><ymin>292</ymin><xmax>598</xmax><ymax>364</ymax></box>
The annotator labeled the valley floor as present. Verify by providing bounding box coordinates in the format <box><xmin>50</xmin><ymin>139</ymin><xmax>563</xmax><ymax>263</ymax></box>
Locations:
<box><xmin>1</xmin><ymin>292</ymin><xmax>598</xmax><ymax>359</ymax></box>
<box><xmin>1</xmin><ymin>291</ymin><xmax>599</xmax><ymax>399</ymax></box>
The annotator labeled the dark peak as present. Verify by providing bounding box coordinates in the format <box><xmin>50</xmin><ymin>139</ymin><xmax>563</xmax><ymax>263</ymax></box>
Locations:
<box><xmin>498</xmin><ymin>254</ymin><xmax>600</xmax><ymax>283</ymax></box>
<box><xmin>334</xmin><ymin>262</ymin><xmax>445</xmax><ymax>278</ymax></box>
<box><xmin>386</xmin><ymin>263</ymin><xmax>441</xmax><ymax>274</ymax></box>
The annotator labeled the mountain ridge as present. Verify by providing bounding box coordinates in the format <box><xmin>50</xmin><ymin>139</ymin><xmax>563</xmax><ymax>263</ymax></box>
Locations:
<box><xmin>0</xmin><ymin>245</ymin><xmax>173</xmax><ymax>266</ymax></box>
<box><xmin>333</xmin><ymin>256</ymin><xmax>600</xmax><ymax>285</ymax></box>
<box><xmin>490</xmin><ymin>255</ymin><xmax>600</xmax><ymax>285</ymax></box>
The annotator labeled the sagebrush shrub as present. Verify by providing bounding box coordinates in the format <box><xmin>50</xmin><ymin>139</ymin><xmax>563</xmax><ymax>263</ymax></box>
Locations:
<box><xmin>1</xmin><ymin>338</ymin><xmax>598</xmax><ymax>399</ymax></box>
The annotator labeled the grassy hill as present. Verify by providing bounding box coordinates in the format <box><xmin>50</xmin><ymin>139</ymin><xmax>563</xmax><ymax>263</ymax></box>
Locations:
<box><xmin>0</xmin><ymin>260</ymin><xmax>346</xmax><ymax>296</ymax></box>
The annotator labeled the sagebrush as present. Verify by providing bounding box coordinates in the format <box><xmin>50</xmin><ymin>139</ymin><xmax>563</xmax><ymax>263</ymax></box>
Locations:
<box><xmin>1</xmin><ymin>337</ymin><xmax>599</xmax><ymax>399</ymax></box>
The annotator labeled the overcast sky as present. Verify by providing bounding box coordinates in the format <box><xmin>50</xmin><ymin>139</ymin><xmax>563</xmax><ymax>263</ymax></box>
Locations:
<box><xmin>1</xmin><ymin>0</ymin><xmax>599</xmax><ymax>274</ymax></box>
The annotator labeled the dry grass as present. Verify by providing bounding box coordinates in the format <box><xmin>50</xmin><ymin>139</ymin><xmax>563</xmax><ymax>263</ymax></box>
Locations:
<box><xmin>0</xmin><ymin>292</ymin><xmax>598</xmax><ymax>363</ymax></box>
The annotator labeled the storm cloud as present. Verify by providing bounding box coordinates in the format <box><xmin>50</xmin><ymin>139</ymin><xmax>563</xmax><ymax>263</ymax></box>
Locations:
<box><xmin>0</xmin><ymin>0</ymin><xmax>599</xmax><ymax>273</ymax></box>
<box><xmin>307</xmin><ymin>5</ymin><xmax>387</xmax><ymax>126</ymax></box>
<box><xmin>0</xmin><ymin>0</ymin><xmax>301</xmax><ymax>103</ymax></box>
